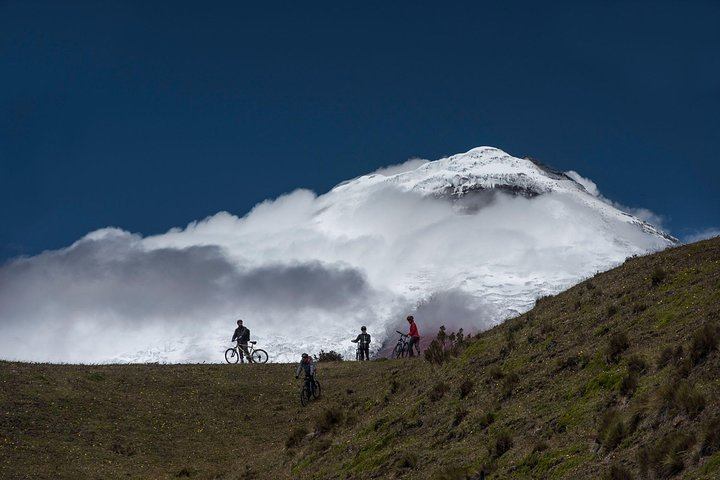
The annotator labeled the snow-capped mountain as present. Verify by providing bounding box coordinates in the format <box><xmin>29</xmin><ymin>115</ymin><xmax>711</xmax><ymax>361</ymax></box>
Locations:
<box><xmin>0</xmin><ymin>147</ymin><xmax>677</xmax><ymax>364</ymax></box>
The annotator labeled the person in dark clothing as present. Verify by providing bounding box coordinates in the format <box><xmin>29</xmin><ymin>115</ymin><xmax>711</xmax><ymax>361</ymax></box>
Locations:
<box><xmin>351</xmin><ymin>326</ymin><xmax>371</xmax><ymax>360</ymax></box>
<box><xmin>406</xmin><ymin>315</ymin><xmax>421</xmax><ymax>357</ymax></box>
<box><xmin>295</xmin><ymin>353</ymin><xmax>318</xmax><ymax>398</ymax></box>
<box><xmin>231</xmin><ymin>319</ymin><xmax>250</xmax><ymax>362</ymax></box>
<box><xmin>295</xmin><ymin>353</ymin><xmax>316</xmax><ymax>381</ymax></box>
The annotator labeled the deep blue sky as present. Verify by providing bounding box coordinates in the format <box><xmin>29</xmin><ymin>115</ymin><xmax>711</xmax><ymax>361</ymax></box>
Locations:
<box><xmin>1</xmin><ymin>1</ymin><xmax>719</xmax><ymax>262</ymax></box>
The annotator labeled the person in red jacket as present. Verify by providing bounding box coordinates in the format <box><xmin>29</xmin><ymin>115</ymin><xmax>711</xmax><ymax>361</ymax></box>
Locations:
<box><xmin>406</xmin><ymin>315</ymin><xmax>421</xmax><ymax>357</ymax></box>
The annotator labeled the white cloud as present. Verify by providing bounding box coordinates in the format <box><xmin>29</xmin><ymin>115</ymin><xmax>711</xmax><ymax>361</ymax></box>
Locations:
<box><xmin>0</xmin><ymin>160</ymin><xmax>674</xmax><ymax>364</ymax></box>
<box><xmin>565</xmin><ymin>170</ymin><xmax>667</xmax><ymax>229</ymax></box>
<box><xmin>684</xmin><ymin>228</ymin><xmax>720</xmax><ymax>243</ymax></box>
<box><xmin>565</xmin><ymin>170</ymin><xmax>600</xmax><ymax>196</ymax></box>
<box><xmin>371</xmin><ymin>158</ymin><xmax>429</xmax><ymax>176</ymax></box>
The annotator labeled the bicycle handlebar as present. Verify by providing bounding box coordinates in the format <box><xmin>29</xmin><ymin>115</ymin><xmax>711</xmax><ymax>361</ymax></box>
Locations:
<box><xmin>395</xmin><ymin>330</ymin><xmax>408</xmax><ymax>336</ymax></box>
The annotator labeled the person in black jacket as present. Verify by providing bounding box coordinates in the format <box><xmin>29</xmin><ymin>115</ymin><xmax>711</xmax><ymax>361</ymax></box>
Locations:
<box><xmin>351</xmin><ymin>326</ymin><xmax>371</xmax><ymax>361</ymax></box>
<box><xmin>231</xmin><ymin>319</ymin><xmax>251</xmax><ymax>362</ymax></box>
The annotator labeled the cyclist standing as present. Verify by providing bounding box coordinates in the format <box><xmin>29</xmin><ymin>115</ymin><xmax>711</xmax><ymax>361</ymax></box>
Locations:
<box><xmin>231</xmin><ymin>319</ymin><xmax>250</xmax><ymax>362</ymax></box>
<box><xmin>351</xmin><ymin>326</ymin><xmax>371</xmax><ymax>360</ymax></box>
<box><xmin>406</xmin><ymin>315</ymin><xmax>421</xmax><ymax>357</ymax></box>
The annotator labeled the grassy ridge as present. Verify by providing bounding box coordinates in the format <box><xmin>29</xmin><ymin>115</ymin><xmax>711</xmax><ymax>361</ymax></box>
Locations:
<box><xmin>0</xmin><ymin>360</ymin><xmax>411</xmax><ymax>479</ymax></box>
<box><xmin>2</xmin><ymin>237</ymin><xmax>719</xmax><ymax>479</ymax></box>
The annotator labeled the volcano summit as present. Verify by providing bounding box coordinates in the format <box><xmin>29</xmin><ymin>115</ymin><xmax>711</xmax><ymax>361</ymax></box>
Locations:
<box><xmin>0</xmin><ymin>147</ymin><xmax>677</xmax><ymax>363</ymax></box>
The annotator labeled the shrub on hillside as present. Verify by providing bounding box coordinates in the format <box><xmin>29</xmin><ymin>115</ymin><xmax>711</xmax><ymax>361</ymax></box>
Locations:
<box><xmin>689</xmin><ymin>323</ymin><xmax>719</xmax><ymax>366</ymax></box>
<box><xmin>425</xmin><ymin>326</ymin><xmax>470</xmax><ymax>364</ymax></box>
<box><xmin>657</xmin><ymin>345</ymin><xmax>683</xmax><ymax>369</ymax></box>
<box><xmin>631</xmin><ymin>302</ymin><xmax>648</xmax><ymax>314</ymax></box>
<box><xmin>532</xmin><ymin>440</ymin><xmax>549</xmax><ymax>453</ymax></box>
<box><xmin>429</xmin><ymin>381</ymin><xmax>450</xmax><ymax>401</ymax></box>
<box><xmin>314</xmin><ymin>350</ymin><xmax>343</xmax><ymax>362</ymax></box>
<box><xmin>285</xmin><ymin>426</ymin><xmax>309</xmax><ymax>448</ymax></box>
<box><xmin>424</xmin><ymin>339</ymin><xmax>448</xmax><ymax>365</ymax></box>
<box><xmin>501</xmin><ymin>372</ymin><xmax>520</xmax><ymax>399</ymax></box>
<box><xmin>650</xmin><ymin>267</ymin><xmax>667</xmax><ymax>286</ymax></box>
<box><xmin>539</xmin><ymin>318</ymin><xmax>554</xmax><ymax>334</ymax></box>
<box><xmin>459</xmin><ymin>379</ymin><xmax>474</xmax><ymax>399</ymax></box>
<box><xmin>315</xmin><ymin>407</ymin><xmax>344</xmax><ymax>433</ymax></box>
<box><xmin>488</xmin><ymin>365</ymin><xmax>504</xmax><ymax>380</ymax></box>
<box><xmin>477</xmin><ymin>411</ymin><xmax>495</xmax><ymax>430</ymax></box>
<box><xmin>656</xmin><ymin>380</ymin><xmax>706</xmax><ymax>417</ymax></box>
<box><xmin>701</xmin><ymin>417</ymin><xmax>720</xmax><ymax>456</ymax></box>
<box><xmin>626</xmin><ymin>354</ymin><xmax>648</xmax><ymax>374</ymax></box>
<box><xmin>492</xmin><ymin>430</ymin><xmax>514</xmax><ymax>458</ymax></box>
<box><xmin>620</xmin><ymin>371</ymin><xmax>639</xmax><ymax>397</ymax></box>
<box><xmin>557</xmin><ymin>352</ymin><xmax>590</xmax><ymax>372</ymax></box>
<box><xmin>389</xmin><ymin>378</ymin><xmax>399</xmax><ymax>394</ymax></box>
<box><xmin>637</xmin><ymin>432</ymin><xmax>695</xmax><ymax>478</ymax></box>
<box><xmin>394</xmin><ymin>451</ymin><xmax>418</xmax><ymax>470</ymax></box>
<box><xmin>603</xmin><ymin>464</ymin><xmax>634</xmax><ymax>480</ymax></box>
<box><xmin>501</xmin><ymin>330</ymin><xmax>517</xmax><ymax>355</ymax></box>
<box><xmin>597</xmin><ymin>409</ymin><xmax>626</xmax><ymax>450</ymax></box>
<box><xmin>452</xmin><ymin>407</ymin><xmax>469</xmax><ymax>427</ymax></box>
<box><xmin>606</xmin><ymin>332</ymin><xmax>629</xmax><ymax>363</ymax></box>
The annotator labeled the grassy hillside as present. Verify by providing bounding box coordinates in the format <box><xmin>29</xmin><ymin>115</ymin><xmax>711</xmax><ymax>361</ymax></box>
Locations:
<box><xmin>1</xmin><ymin>237</ymin><xmax>719</xmax><ymax>479</ymax></box>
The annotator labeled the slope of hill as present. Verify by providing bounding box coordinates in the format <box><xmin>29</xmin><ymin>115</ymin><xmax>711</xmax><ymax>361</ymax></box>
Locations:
<box><xmin>1</xmin><ymin>237</ymin><xmax>718</xmax><ymax>479</ymax></box>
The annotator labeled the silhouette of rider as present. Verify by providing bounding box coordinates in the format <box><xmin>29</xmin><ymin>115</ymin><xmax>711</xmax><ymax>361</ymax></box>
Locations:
<box><xmin>231</xmin><ymin>319</ymin><xmax>251</xmax><ymax>362</ymax></box>
<box><xmin>295</xmin><ymin>352</ymin><xmax>316</xmax><ymax>381</ymax></box>
<box><xmin>351</xmin><ymin>326</ymin><xmax>371</xmax><ymax>360</ymax></box>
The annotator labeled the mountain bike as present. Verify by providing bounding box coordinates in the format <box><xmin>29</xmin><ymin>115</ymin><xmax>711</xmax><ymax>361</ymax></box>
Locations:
<box><xmin>299</xmin><ymin>376</ymin><xmax>321</xmax><ymax>406</ymax></box>
<box><xmin>224</xmin><ymin>341</ymin><xmax>269</xmax><ymax>364</ymax></box>
<box><xmin>392</xmin><ymin>331</ymin><xmax>409</xmax><ymax>358</ymax></box>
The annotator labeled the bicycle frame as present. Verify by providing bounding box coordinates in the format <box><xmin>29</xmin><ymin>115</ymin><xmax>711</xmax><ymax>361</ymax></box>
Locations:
<box><xmin>235</xmin><ymin>342</ymin><xmax>254</xmax><ymax>359</ymax></box>
<box><xmin>393</xmin><ymin>331</ymin><xmax>409</xmax><ymax>357</ymax></box>
<box><xmin>300</xmin><ymin>375</ymin><xmax>321</xmax><ymax>406</ymax></box>
<box><xmin>225</xmin><ymin>340</ymin><xmax>268</xmax><ymax>364</ymax></box>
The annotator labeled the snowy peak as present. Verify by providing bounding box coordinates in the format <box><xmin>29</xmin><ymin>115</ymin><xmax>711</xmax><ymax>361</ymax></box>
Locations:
<box><xmin>326</xmin><ymin>146</ymin><xmax>678</xmax><ymax>248</ymax></box>
<box><xmin>334</xmin><ymin>147</ymin><xmax>587</xmax><ymax>200</ymax></box>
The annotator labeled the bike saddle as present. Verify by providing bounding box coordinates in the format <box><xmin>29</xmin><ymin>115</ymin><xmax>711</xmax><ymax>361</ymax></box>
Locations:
<box><xmin>250</xmin><ymin>341</ymin><xmax>257</xmax><ymax>344</ymax></box>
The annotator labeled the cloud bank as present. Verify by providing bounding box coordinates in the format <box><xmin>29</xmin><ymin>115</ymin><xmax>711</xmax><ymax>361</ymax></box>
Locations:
<box><xmin>565</xmin><ymin>170</ymin><xmax>667</xmax><ymax>228</ymax></box>
<box><xmin>684</xmin><ymin>228</ymin><xmax>720</xmax><ymax>244</ymax></box>
<box><xmin>0</xmin><ymin>154</ymin><xmax>674</xmax><ymax>363</ymax></box>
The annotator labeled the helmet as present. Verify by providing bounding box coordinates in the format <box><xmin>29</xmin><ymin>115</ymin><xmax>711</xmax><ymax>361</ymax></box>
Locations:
<box><xmin>301</xmin><ymin>353</ymin><xmax>309</xmax><ymax>359</ymax></box>
<box><xmin>407</xmin><ymin>315</ymin><xmax>414</xmax><ymax>321</ymax></box>
<box><xmin>236</xmin><ymin>319</ymin><xmax>243</xmax><ymax>325</ymax></box>
<box><xmin>361</xmin><ymin>326</ymin><xmax>367</xmax><ymax>331</ymax></box>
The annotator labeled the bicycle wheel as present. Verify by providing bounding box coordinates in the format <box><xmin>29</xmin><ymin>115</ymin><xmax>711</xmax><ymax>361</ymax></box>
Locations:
<box><xmin>225</xmin><ymin>348</ymin><xmax>239</xmax><ymax>364</ymax></box>
<box><xmin>300</xmin><ymin>385</ymin><xmax>310</xmax><ymax>406</ymax></box>
<box><xmin>312</xmin><ymin>380</ymin><xmax>321</xmax><ymax>399</ymax></box>
<box><xmin>392</xmin><ymin>344</ymin><xmax>403</xmax><ymax>359</ymax></box>
<box><xmin>250</xmin><ymin>349</ymin><xmax>268</xmax><ymax>364</ymax></box>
